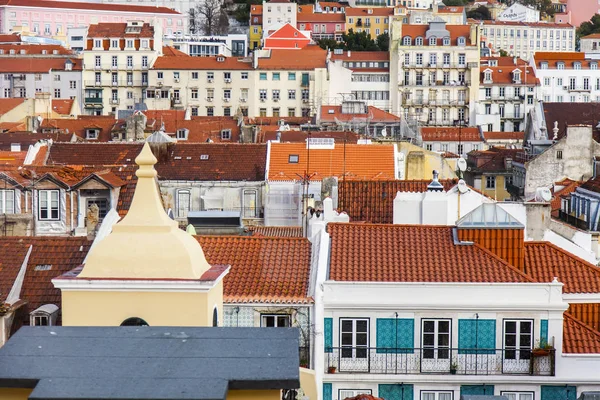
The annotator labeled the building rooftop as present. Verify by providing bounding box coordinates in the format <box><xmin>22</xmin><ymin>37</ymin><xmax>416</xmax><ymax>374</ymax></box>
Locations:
<box><xmin>0</xmin><ymin>44</ymin><xmax>74</xmax><ymax>55</ymax></box>
<box><xmin>319</xmin><ymin>105</ymin><xmax>401</xmax><ymax>123</ymax></box>
<box><xmin>345</xmin><ymin>7</ymin><xmax>394</xmax><ymax>16</ymax></box>
<box><xmin>267</xmin><ymin>142</ymin><xmax>396</xmax><ymax>181</ymax></box>
<box><xmin>0</xmin><ymin>57</ymin><xmax>81</xmax><ymax>73</ymax></box>
<box><xmin>0</xmin><ymin>0</ymin><xmax>180</xmax><ymax>14</ymax></box>
<box><xmin>563</xmin><ymin>313</ymin><xmax>600</xmax><ymax>354</ymax></box>
<box><xmin>0</xmin><ymin>326</ymin><xmax>300</xmax><ymax>399</ymax></box>
<box><xmin>197</xmin><ymin>236</ymin><xmax>312</xmax><ymax>304</ymax></box>
<box><xmin>327</xmin><ymin>223</ymin><xmax>530</xmax><ymax>282</ymax></box>
<box><xmin>153</xmin><ymin>52</ymin><xmax>252</xmax><ymax>70</ymax></box>
<box><xmin>400</xmin><ymin>24</ymin><xmax>474</xmax><ymax>45</ymax></box>
<box><xmin>421</xmin><ymin>126</ymin><xmax>482</xmax><ymax>142</ymax></box>
<box><xmin>87</xmin><ymin>22</ymin><xmax>156</xmax><ymax>38</ymax></box>
<box><xmin>246</xmin><ymin>226</ymin><xmax>303</xmax><ymax>237</ymax></box>
<box><xmin>480</xmin><ymin>65</ymin><xmax>539</xmax><ymax>85</ymax></box>
<box><xmin>257</xmin><ymin>46</ymin><xmax>328</xmax><ymax>70</ymax></box>
<box><xmin>541</xmin><ymin>102</ymin><xmax>600</xmax><ymax>141</ymax></box>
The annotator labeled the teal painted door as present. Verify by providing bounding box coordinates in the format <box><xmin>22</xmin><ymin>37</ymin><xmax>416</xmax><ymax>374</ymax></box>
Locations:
<box><xmin>323</xmin><ymin>383</ymin><xmax>332</xmax><ymax>400</ymax></box>
<box><xmin>460</xmin><ymin>385</ymin><xmax>495</xmax><ymax>396</ymax></box>
<box><xmin>376</xmin><ymin>318</ymin><xmax>414</xmax><ymax>353</ymax></box>
<box><xmin>458</xmin><ymin>319</ymin><xmax>496</xmax><ymax>354</ymax></box>
<box><xmin>324</xmin><ymin>318</ymin><xmax>333</xmax><ymax>353</ymax></box>
<box><xmin>540</xmin><ymin>320</ymin><xmax>549</xmax><ymax>344</ymax></box>
<box><xmin>541</xmin><ymin>386</ymin><xmax>577</xmax><ymax>400</ymax></box>
<box><xmin>379</xmin><ymin>384</ymin><xmax>413</xmax><ymax>400</ymax></box>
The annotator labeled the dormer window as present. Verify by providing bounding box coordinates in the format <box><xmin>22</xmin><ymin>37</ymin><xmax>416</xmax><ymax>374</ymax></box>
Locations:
<box><xmin>403</xmin><ymin>36</ymin><xmax>411</xmax><ymax>45</ymax></box>
<box><xmin>540</xmin><ymin>61</ymin><xmax>548</xmax><ymax>69</ymax></box>
<box><xmin>217</xmin><ymin>56</ymin><xmax>225</xmax><ymax>62</ymax></box>
<box><xmin>94</xmin><ymin>39</ymin><xmax>102</xmax><ymax>48</ymax></box>
<box><xmin>126</xmin><ymin>39</ymin><xmax>134</xmax><ymax>49</ymax></box>
<box><xmin>65</xmin><ymin>60</ymin><xmax>73</xmax><ymax>71</ymax></box>
<box><xmin>574</xmin><ymin>62</ymin><xmax>581</xmax><ymax>70</ymax></box>
<box><xmin>458</xmin><ymin>37</ymin><xmax>466</xmax><ymax>46</ymax></box>
<box><xmin>557</xmin><ymin>62</ymin><xmax>565</xmax><ymax>70</ymax></box>
<box><xmin>592</xmin><ymin>62</ymin><xmax>598</xmax><ymax>70</ymax></box>
<box><xmin>177</xmin><ymin>128</ymin><xmax>189</xmax><ymax>140</ymax></box>
<box><xmin>484</xmin><ymin>70</ymin><xmax>492</xmax><ymax>83</ymax></box>
<box><xmin>30</xmin><ymin>304</ymin><xmax>59</xmax><ymax>326</ymax></box>
<box><xmin>489</xmin><ymin>60</ymin><xmax>498</xmax><ymax>66</ymax></box>
<box><xmin>221</xmin><ymin>129</ymin><xmax>232</xmax><ymax>140</ymax></box>
<box><xmin>415</xmin><ymin>36</ymin><xmax>423</xmax><ymax>46</ymax></box>
<box><xmin>9</xmin><ymin>49</ymin><xmax>15</xmax><ymax>55</ymax></box>
<box><xmin>513</xmin><ymin>70</ymin><xmax>521</xmax><ymax>83</ymax></box>
<box><xmin>111</xmin><ymin>39</ymin><xmax>119</xmax><ymax>48</ymax></box>
<box><xmin>86</xmin><ymin>128</ymin><xmax>99</xmax><ymax>139</ymax></box>
<box><xmin>443</xmin><ymin>37</ymin><xmax>450</xmax><ymax>46</ymax></box>
<box><xmin>428</xmin><ymin>37</ymin><xmax>436</xmax><ymax>46</ymax></box>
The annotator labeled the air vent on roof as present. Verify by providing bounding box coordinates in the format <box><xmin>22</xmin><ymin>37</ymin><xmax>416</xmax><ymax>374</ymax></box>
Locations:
<box><xmin>334</xmin><ymin>48</ymin><xmax>343</xmax><ymax>55</ymax></box>
<box><xmin>200</xmin><ymin>154</ymin><xmax>209</xmax><ymax>160</ymax></box>
<box><xmin>217</xmin><ymin>56</ymin><xmax>225</xmax><ymax>62</ymax></box>
<box><xmin>328</xmin><ymin>109</ymin><xmax>334</xmax><ymax>114</ymax></box>
<box><xmin>186</xmin><ymin>156</ymin><xmax>192</xmax><ymax>160</ymax></box>
<box><xmin>174</xmin><ymin>156</ymin><xmax>182</xmax><ymax>160</ymax></box>
<box><xmin>34</xmin><ymin>264</ymin><xmax>52</xmax><ymax>271</ymax></box>
<box><xmin>307</xmin><ymin>137</ymin><xmax>335</xmax><ymax>149</ymax></box>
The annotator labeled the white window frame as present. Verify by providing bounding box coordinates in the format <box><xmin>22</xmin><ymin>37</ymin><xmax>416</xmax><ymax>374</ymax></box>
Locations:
<box><xmin>422</xmin><ymin>391</ymin><xmax>454</xmax><ymax>400</ymax></box>
<box><xmin>176</xmin><ymin>189</ymin><xmax>191</xmax><ymax>217</ymax></box>
<box><xmin>38</xmin><ymin>189</ymin><xmax>60</xmax><ymax>220</ymax></box>
<box><xmin>486</xmin><ymin>175</ymin><xmax>496</xmax><ymax>189</ymax></box>
<box><xmin>221</xmin><ymin>129</ymin><xmax>232</xmax><ymax>140</ymax></box>
<box><xmin>0</xmin><ymin>189</ymin><xmax>15</xmax><ymax>214</ymax></box>
<box><xmin>340</xmin><ymin>390</ymin><xmax>373</xmax><ymax>400</ymax></box>
<box><xmin>340</xmin><ymin>318</ymin><xmax>369</xmax><ymax>359</ymax></box>
<box><xmin>422</xmin><ymin>319</ymin><xmax>451</xmax><ymax>360</ymax></box>
<box><xmin>261</xmin><ymin>314</ymin><xmax>291</xmax><ymax>327</ymax></box>
<box><xmin>501</xmin><ymin>392</ymin><xmax>534</xmax><ymax>400</ymax></box>
<box><xmin>32</xmin><ymin>315</ymin><xmax>49</xmax><ymax>326</ymax></box>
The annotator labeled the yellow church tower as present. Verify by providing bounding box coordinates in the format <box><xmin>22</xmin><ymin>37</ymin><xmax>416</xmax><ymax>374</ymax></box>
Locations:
<box><xmin>53</xmin><ymin>143</ymin><xmax>229</xmax><ymax>327</ymax></box>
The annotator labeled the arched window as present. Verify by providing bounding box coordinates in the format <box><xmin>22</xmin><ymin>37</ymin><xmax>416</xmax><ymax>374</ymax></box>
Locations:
<box><xmin>402</xmin><ymin>36</ymin><xmax>411</xmax><ymax>46</ymax></box>
<box><xmin>415</xmin><ymin>36</ymin><xmax>423</xmax><ymax>46</ymax></box>
<box><xmin>121</xmin><ymin>317</ymin><xmax>149</xmax><ymax>326</ymax></box>
<box><xmin>457</xmin><ymin>37</ymin><xmax>466</xmax><ymax>46</ymax></box>
<box><xmin>212</xmin><ymin>307</ymin><xmax>219</xmax><ymax>327</ymax></box>
<box><xmin>428</xmin><ymin>36</ymin><xmax>436</xmax><ymax>46</ymax></box>
<box><xmin>443</xmin><ymin>37</ymin><xmax>450</xmax><ymax>46</ymax></box>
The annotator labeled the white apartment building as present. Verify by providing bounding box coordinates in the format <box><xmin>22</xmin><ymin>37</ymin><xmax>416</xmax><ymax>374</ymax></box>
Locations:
<box><xmin>163</xmin><ymin>33</ymin><xmax>248</xmax><ymax>57</ymax></box>
<box><xmin>149</xmin><ymin>45</ymin><xmax>330</xmax><ymax>118</ymax></box>
<box><xmin>82</xmin><ymin>21</ymin><xmax>162</xmax><ymax>116</ymax></box>
<box><xmin>481</xmin><ymin>21</ymin><xmax>576</xmax><ymax>61</ymax></box>
<box><xmin>475</xmin><ymin>57</ymin><xmax>540</xmax><ymax>132</ymax></box>
<box><xmin>531</xmin><ymin>52</ymin><xmax>600</xmax><ymax>103</ymax></box>
<box><xmin>579</xmin><ymin>33</ymin><xmax>600</xmax><ymax>55</ymax></box>
<box><xmin>390</xmin><ymin>18</ymin><xmax>480</xmax><ymax>126</ymax></box>
<box><xmin>0</xmin><ymin>56</ymin><xmax>82</xmax><ymax>102</ymax></box>
<box><xmin>497</xmin><ymin>3</ymin><xmax>540</xmax><ymax>23</ymax></box>
<box><xmin>262</xmin><ymin>0</ymin><xmax>298</xmax><ymax>36</ymax></box>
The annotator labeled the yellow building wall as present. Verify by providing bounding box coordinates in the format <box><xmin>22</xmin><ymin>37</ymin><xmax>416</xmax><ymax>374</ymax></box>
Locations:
<box><xmin>227</xmin><ymin>390</ymin><xmax>282</xmax><ymax>400</ymax></box>
<box><xmin>481</xmin><ymin>174</ymin><xmax>510</xmax><ymax>201</ymax></box>
<box><xmin>345</xmin><ymin>16</ymin><xmax>388</xmax><ymax>40</ymax></box>
<box><xmin>0</xmin><ymin>388</ymin><xmax>32</xmax><ymax>400</ymax></box>
<box><xmin>61</xmin><ymin>290</ymin><xmax>221</xmax><ymax>327</ymax></box>
<box><xmin>398</xmin><ymin>142</ymin><xmax>458</xmax><ymax>180</ymax></box>
<box><xmin>249</xmin><ymin>25</ymin><xmax>262</xmax><ymax>49</ymax></box>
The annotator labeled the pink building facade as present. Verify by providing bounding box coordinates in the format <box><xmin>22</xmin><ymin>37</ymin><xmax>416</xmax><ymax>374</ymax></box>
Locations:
<box><xmin>555</xmin><ymin>0</ymin><xmax>599</xmax><ymax>27</ymax></box>
<box><xmin>0</xmin><ymin>0</ymin><xmax>185</xmax><ymax>36</ymax></box>
<box><xmin>297</xmin><ymin>5</ymin><xmax>345</xmax><ymax>41</ymax></box>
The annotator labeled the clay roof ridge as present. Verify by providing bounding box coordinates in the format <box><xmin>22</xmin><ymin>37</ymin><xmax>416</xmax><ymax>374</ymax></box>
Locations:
<box><xmin>471</xmin><ymin>242</ymin><xmax>534</xmax><ymax>283</ymax></box>
<box><xmin>563</xmin><ymin>312</ymin><xmax>600</xmax><ymax>352</ymax></box>
<box><xmin>524</xmin><ymin>241</ymin><xmax>600</xmax><ymax>280</ymax></box>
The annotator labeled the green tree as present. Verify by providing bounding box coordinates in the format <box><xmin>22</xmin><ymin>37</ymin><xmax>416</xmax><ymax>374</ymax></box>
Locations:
<box><xmin>316</xmin><ymin>38</ymin><xmax>342</xmax><ymax>50</ymax></box>
<box><xmin>341</xmin><ymin>29</ymin><xmax>379</xmax><ymax>51</ymax></box>
<box><xmin>376</xmin><ymin>32</ymin><xmax>390</xmax><ymax>51</ymax></box>
<box><xmin>578</xmin><ymin>14</ymin><xmax>600</xmax><ymax>38</ymax></box>
<box><xmin>466</xmin><ymin>5</ymin><xmax>492</xmax><ymax>20</ymax></box>
<box><xmin>499</xmin><ymin>49</ymin><xmax>508</xmax><ymax>57</ymax></box>
<box><xmin>443</xmin><ymin>0</ymin><xmax>468</xmax><ymax>5</ymax></box>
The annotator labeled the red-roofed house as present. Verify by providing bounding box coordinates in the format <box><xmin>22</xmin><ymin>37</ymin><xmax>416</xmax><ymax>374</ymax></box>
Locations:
<box><xmin>297</xmin><ymin>4</ymin><xmax>345</xmax><ymax>41</ymax></box>
<box><xmin>420</xmin><ymin>126</ymin><xmax>485</xmax><ymax>157</ymax></box>
<box><xmin>263</xmin><ymin>23</ymin><xmax>311</xmax><ymax>50</ymax></box>
<box><xmin>319</xmin><ymin>102</ymin><xmax>400</xmax><ymax>137</ymax></box>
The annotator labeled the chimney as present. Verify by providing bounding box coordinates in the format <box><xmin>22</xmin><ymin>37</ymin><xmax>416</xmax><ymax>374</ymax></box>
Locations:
<box><xmin>427</xmin><ymin>170</ymin><xmax>444</xmax><ymax>192</ymax></box>
<box><xmin>422</xmin><ymin>170</ymin><xmax>448</xmax><ymax>225</ymax></box>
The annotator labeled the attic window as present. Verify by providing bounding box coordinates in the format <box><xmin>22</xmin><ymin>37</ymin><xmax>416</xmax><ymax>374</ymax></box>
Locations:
<box><xmin>415</xmin><ymin>36</ymin><xmax>423</xmax><ymax>46</ymax></box>
<box><xmin>428</xmin><ymin>37</ymin><xmax>436</xmax><ymax>46</ymax></box>
<box><xmin>289</xmin><ymin>154</ymin><xmax>299</xmax><ymax>163</ymax></box>
<box><xmin>489</xmin><ymin>60</ymin><xmax>498</xmax><ymax>67</ymax></box>
<box><xmin>574</xmin><ymin>62</ymin><xmax>581</xmax><ymax>70</ymax></box>
<box><xmin>41</xmin><ymin>49</ymin><xmax>47</xmax><ymax>54</ymax></box>
<box><xmin>557</xmin><ymin>62</ymin><xmax>565</xmax><ymax>70</ymax></box>
<box><xmin>540</xmin><ymin>61</ymin><xmax>548</xmax><ymax>69</ymax></box>
<box><xmin>200</xmin><ymin>154</ymin><xmax>209</xmax><ymax>160</ymax></box>
<box><xmin>86</xmin><ymin>129</ymin><xmax>99</xmax><ymax>140</ymax></box>
<box><xmin>458</xmin><ymin>37</ymin><xmax>466</xmax><ymax>46</ymax></box>
<box><xmin>177</xmin><ymin>128</ymin><xmax>189</xmax><ymax>140</ymax></box>
<box><xmin>221</xmin><ymin>129</ymin><xmax>232</xmax><ymax>140</ymax></box>
<box><xmin>403</xmin><ymin>36</ymin><xmax>411</xmax><ymax>45</ymax></box>
<box><xmin>217</xmin><ymin>56</ymin><xmax>225</xmax><ymax>62</ymax></box>
<box><xmin>443</xmin><ymin>37</ymin><xmax>450</xmax><ymax>46</ymax></box>
<box><xmin>34</xmin><ymin>264</ymin><xmax>52</xmax><ymax>271</ymax></box>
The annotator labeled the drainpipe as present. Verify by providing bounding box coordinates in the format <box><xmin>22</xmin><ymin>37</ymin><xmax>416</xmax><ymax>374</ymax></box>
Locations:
<box><xmin>70</xmin><ymin>191</ymin><xmax>74</xmax><ymax>234</ymax></box>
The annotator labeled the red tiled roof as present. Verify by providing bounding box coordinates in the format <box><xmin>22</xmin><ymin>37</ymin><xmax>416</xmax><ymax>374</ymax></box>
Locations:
<box><xmin>0</xmin><ymin>34</ymin><xmax>22</xmax><ymax>43</ymax></box>
<box><xmin>0</xmin><ymin>131</ymin><xmax>73</xmax><ymax>151</ymax></box>
<box><xmin>482</xmin><ymin>56</ymin><xmax>528</xmax><ymax>66</ymax></box>
<box><xmin>45</xmin><ymin>143</ymin><xmax>267</xmax><ymax>181</ymax></box>
<box><xmin>297</xmin><ymin>7</ymin><xmax>345</xmax><ymax>22</ymax></box>
<box><xmin>153</xmin><ymin>53</ymin><xmax>252</xmax><ymax>70</ymax></box>
<box><xmin>51</xmin><ymin>99</ymin><xmax>74</xmax><ymax>116</ymax></box>
<box><xmin>196</xmin><ymin>236</ymin><xmax>312</xmax><ymax>304</ymax></box>
<box><xmin>41</xmin><ymin>116</ymin><xmax>119</xmax><ymax>141</ymax></box>
<box><xmin>327</xmin><ymin>223</ymin><xmax>530</xmax><ymax>282</ymax></box>
<box><xmin>482</xmin><ymin>20</ymin><xmax>573</xmax><ymax>28</ymax></box>
<box><xmin>257</xmin><ymin>46</ymin><xmax>328</xmax><ymax>70</ymax></box>
<box><xmin>483</xmin><ymin>131</ymin><xmax>525</xmax><ymax>140</ymax></box>
<box><xmin>0</xmin><ymin>0</ymin><xmax>180</xmax><ymax>15</ymax></box>
<box><xmin>552</xmin><ymin>179</ymin><xmax>581</xmax><ymax>213</ymax></box>
<box><xmin>87</xmin><ymin>22</ymin><xmax>157</xmax><ymax>38</ymax></box>
<box><xmin>0</xmin><ymin>44</ymin><xmax>73</xmax><ymax>55</ymax></box>
<box><xmin>0</xmin><ymin>122</ymin><xmax>26</xmax><ymax>133</ymax></box>
<box><xmin>401</xmin><ymin>25</ymin><xmax>474</xmax><ymax>45</ymax></box>
<box><xmin>245</xmin><ymin>116</ymin><xmax>311</xmax><ymax>126</ymax></box>
<box><xmin>330</xmin><ymin>51</ymin><xmax>389</xmax><ymax>61</ymax></box>
<box><xmin>345</xmin><ymin>7</ymin><xmax>393</xmax><ymax>16</ymax></box>
<box><xmin>0</xmin><ymin>57</ymin><xmax>82</xmax><ymax>73</ymax></box>
<box><xmin>563</xmin><ymin>313</ymin><xmax>600</xmax><ymax>354</ymax></box>
<box><xmin>542</xmin><ymin>103</ymin><xmax>600</xmax><ymax>142</ymax></box>
<box><xmin>533</xmin><ymin>52</ymin><xmax>595</xmax><ymax>69</ymax></box>
<box><xmin>421</xmin><ymin>127</ymin><xmax>482</xmax><ymax>142</ymax></box>
<box><xmin>246</xmin><ymin>226</ymin><xmax>303</xmax><ymax>237</ymax></box>
<box><xmin>524</xmin><ymin>242</ymin><xmax>600</xmax><ymax>293</ymax></box>
<box><xmin>267</xmin><ymin>142</ymin><xmax>396</xmax><ymax>181</ymax></box>
<box><xmin>0</xmin><ymin>98</ymin><xmax>25</xmax><ymax>114</ymax></box>
<box><xmin>161</xmin><ymin>46</ymin><xmax>188</xmax><ymax>57</ymax></box>
<box><xmin>250</xmin><ymin>4</ymin><xmax>262</xmax><ymax>15</ymax></box>
<box><xmin>320</xmin><ymin>105</ymin><xmax>401</xmax><ymax>123</ymax></box>
<box><xmin>0</xmin><ymin>150</ymin><xmax>26</xmax><ymax>166</ymax></box>
<box><xmin>480</xmin><ymin>66</ymin><xmax>539</xmax><ymax>85</ymax></box>
<box><xmin>0</xmin><ymin>239</ymin><xmax>31</xmax><ymax>305</ymax></box>
<box><xmin>261</xmin><ymin>130</ymin><xmax>361</xmax><ymax>143</ymax></box>
<box><xmin>267</xmin><ymin>23</ymin><xmax>310</xmax><ymax>39</ymax></box>
<box><xmin>466</xmin><ymin>147</ymin><xmax>522</xmax><ymax>173</ymax></box>
<box><xmin>582</xmin><ymin>33</ymin><xmax>600</xmax><ymax>39</ymax></box>
<box><xmin>338</xmin><ymin>179</ymin><xmax>458</xmax><ymax>223</ymax></box>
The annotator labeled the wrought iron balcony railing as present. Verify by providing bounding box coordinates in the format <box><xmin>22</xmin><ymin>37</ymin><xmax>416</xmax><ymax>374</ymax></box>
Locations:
<box><xmin>324</xmin><ymin>347</ymin><xmax>555</xmax><ymax>376</ymax></box>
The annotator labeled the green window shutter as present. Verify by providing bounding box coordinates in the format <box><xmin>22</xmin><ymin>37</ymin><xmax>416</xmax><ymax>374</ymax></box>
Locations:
<box><xmin>458</xmin><ymin>319</ymin><xmax>496</xmax><ymax>355</ymax></box>
<box><xmin>379</xmin><ymin>384</ymin><xmax>414</xmax><ymax>400</ymax></box>
<box><xmin>540</xmin><ymin>319</ymin><xmax>549</xmax><ymax>344</ymax></box>
<box><xmin>460</xmin><ymin>385</ymin><xmax>495</xmax><ymax>396</ymax></box>
<box><xmin>324</xmin><ymin>318</ymin><xmax>333</xmax><ymax>353</ymax></box>
<box><xmin>376</xmin><ymin>318</ymin><xmax>414</xmax><ymax>354</ymax></box>
<box><xmin>323</xmin><ymin>383</ymin><xmax>332</xmax><ymax>400</ymax></box>
<box><xmin>541</xmin><ymin>386</ymin><xmax>577</xmax><ymax>400</ymax></box>
<box><xmin>301</xmin><ymin>73</ymin><xmax>309</xmax><ymax>86</ymax></box>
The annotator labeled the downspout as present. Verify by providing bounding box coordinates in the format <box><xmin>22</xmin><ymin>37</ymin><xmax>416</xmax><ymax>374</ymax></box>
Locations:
<box><xmin>70</xmin><ymin>191</ymin><xmax>74</xmax><ymax>233</ymax></box>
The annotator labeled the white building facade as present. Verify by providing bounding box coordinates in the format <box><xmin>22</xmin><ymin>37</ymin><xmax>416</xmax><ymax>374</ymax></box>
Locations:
<box><xmin>262</xmin><ymin>0</ymin><xmax>298</xmax><ymax>36</ymax></box>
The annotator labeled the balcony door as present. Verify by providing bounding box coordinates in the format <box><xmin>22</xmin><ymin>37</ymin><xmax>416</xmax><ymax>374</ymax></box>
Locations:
<box><xmin>421</xmin><ymin>319</ymin><xmax>451</xmax><ymax>372</ymax></box>
<box><xmin>340</xmin><ymin>318</ymin><xmax>369</xmax><ymax>372</ymax></box>
<box><xmin>503</xmin><ymin>320</ymin><xmax>532</xmax><ymax>373</ymax></box>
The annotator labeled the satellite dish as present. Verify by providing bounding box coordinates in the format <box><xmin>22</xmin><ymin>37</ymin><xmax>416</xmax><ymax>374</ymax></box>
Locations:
<box><xmin>535</xmin><ymin>187</ymin><xmax>552</xmax><ymax>202</ymax></box>
<box><xmin>457</xmin><ymin>157</ymin><xmax>467</xmax><ymax>172</ymax></box>
<box><xmin>381</xmin><ymin>127</ymin><xmax>387</xmax><ymax>137</ymax></box>
<box><xmin>457</xmin><ymin>179</ymin><xmax>468</xmax><ymax>194</ymax></box>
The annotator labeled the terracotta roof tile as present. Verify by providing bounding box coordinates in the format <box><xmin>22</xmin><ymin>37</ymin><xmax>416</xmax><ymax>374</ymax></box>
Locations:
<box><xmin>153</xmin><ymin>52</ymin><xmax>252</xmax><ymax>70</ymax></box>
<box><xmin>552</xmin><ymin>180</ymin><xmax>581</xmax><ymax>213</ymax></box>
<box><xmin>0</xmin><ymin>122</ymin><xmax>26</xmax><ymax>133</ymax></box>
<box><xmin>51</xmin><ymin>99</ymin><xmax>74</xmax><ymax>116</ymax></box>
<box><xmin>247</xmin><ymin>226</ymin><xmax>303</xmax><ymax>237</ymax></box>
<box><xmin>0</xmin><ymin>0</ymin><xmax>180</xmax><ymax>14</ymax></box>
<box><xmin>0</xmin><ymin>57</ymin><xmax>82</xmax><ymax>73</ymax></box>
<box><xmin>0</xmin><ymin>98</ymin><xmax>25</xmax><ymax>115</ymax></box>
<box><xmin>245</xmin><ymin>116</ymin><xmax>311</xmax><ymax>126</ymax></box>
<box><xmin>261</xmin><ymin>130</ymin><xmax>361</xmax><ymax>143</ymax></box>
<box><xmin>421</xmin><ymin>127</ymin><xmax>483</xmax><ymax>142</ymax></box>
<box><xmin>0</xmin><ymin>44</ymin><xmax>73</xmax><ymax>55</ymax></box>
<box><xmin>563</xmin><ymin>313</ymin><xmax>600</xmax><ymax>354</ymax></box>
<box><xmin>0</xmin><ymin>34</ymin><xmax>22</xmax><ymax>43</ymax></box>
<box><xmin>327</xmin><ymin>223</ymin><xmax>530</xmax><ymax>282</ymax></box>
<box><xmin>87</xmin><ymin>22</ymin><xmax>157</xmax><ymax>38</ymax></box>
<box><xmin>196</xmin><ymin>236</ymin><xmax>312</xmax><ymax>304</ymax></box>
<box><xmin>0</xmin><ymin>150</ymin><xmax>26</xmax><ymax>166</ymax></box>
<box><xmin>338</xmin><ymin>179</ymin><xmax>458</xmax><ymax>223</ymax></box>
<box><xmin>330</xmin><ymin>51</ymin><xmax>389</xmax><ymax>62</ymax></box>
<box><xmin>0</xmin><ymin>131</ymin><xmax>73</xmax><ymax>151</ymax></box>
<box><xmin>257</xmin><ymin>46</ymin><xmax>327</xmax><ymax>70</ymax></box>
<box><xmin>320</xmin><ymin>105</ymin><xmax>400</xmax><ymax>123</ymax></box>
<box><xmin>466</xmin><ymin>147</ymin><xmax>522</xmax><ymax>173</ymax></box>
<box><xmin>542</xmin><ymin>103</ymin><xmax>600</xmax><ymax>141</ymax></box>
<box><xmin>401</xmin><ymin>24</ymin><xmax>474</xmax><ymax>45</ymax></box>
<box><xmin>41</xmin><ymin>116</ymin><xmax>117</xmax><ymax>141</ymax></box>
<box><xmin>483</xmin><ymin>131</ymin><xmax>525</xmax><ymax>140</ymax></box>
<box><xmin>582</xmin><ymin>33</ymin><xmax>600</xmax><ymax>39</ymax></box>
<box><xmin>45</xmin><ymin>143</ymin><xmax>267</xmax><ymax>181</ymax></box>
<box><xmin>480</xmin><ymin>66</ymin><xmax>538</xmax><ymax>85</ymax></box>
<box><xmin>268</xmin><ymin>142</ymin><xmax>395</xmax><ymax>181</ymax></box>
<box><xmin>524</xmin><ymin>242</ymin><xmax>600</xmax><ymax>293</ymax></box>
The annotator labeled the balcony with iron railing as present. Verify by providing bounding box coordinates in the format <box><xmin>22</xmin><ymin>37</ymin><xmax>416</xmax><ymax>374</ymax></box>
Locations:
<box><xmin>403</xmin><ymin>62</ymin><xmax>469</xmax><ymax>69</ymax></box>
<box><xmin>324</xmin><ymin>347</ymin><xmax>555</xmax><ymax>376</ymax></box>
<box><xmin>400</xmin><ymin>80</ymin><xmax>469</xmax><ymax>87</ymax></box>
<box><xmin>558</xmin><ymin>210</ymin><xmax>589</xmax><ymax>231</ymax></box>
<box><xmin>402</xmin><ymin>98</ymin><xmax>467</xmax><ymax>107</ymax></box>
<box><xmin>566</xmin><ymin>85</ymin><xmax>592</xmax><ymax>92</ymax></box>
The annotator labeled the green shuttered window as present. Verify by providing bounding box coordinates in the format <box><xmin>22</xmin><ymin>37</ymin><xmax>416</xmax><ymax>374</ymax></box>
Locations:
<box><xmin>376</xmin><ymin>318</ymin><xmax>414</xmax><ymax>353</ymax></box>
<box><xmin>458</xmin><ymin>319</ymin><xmax>496</xmax><ymax>354</ymax></box>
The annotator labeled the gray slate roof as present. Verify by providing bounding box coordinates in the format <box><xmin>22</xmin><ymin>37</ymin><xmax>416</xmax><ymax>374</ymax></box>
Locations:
<box><xmin>0</xmin><ymin>326</ymin><xmax>300</xmax><ymax>400</ymax></box>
